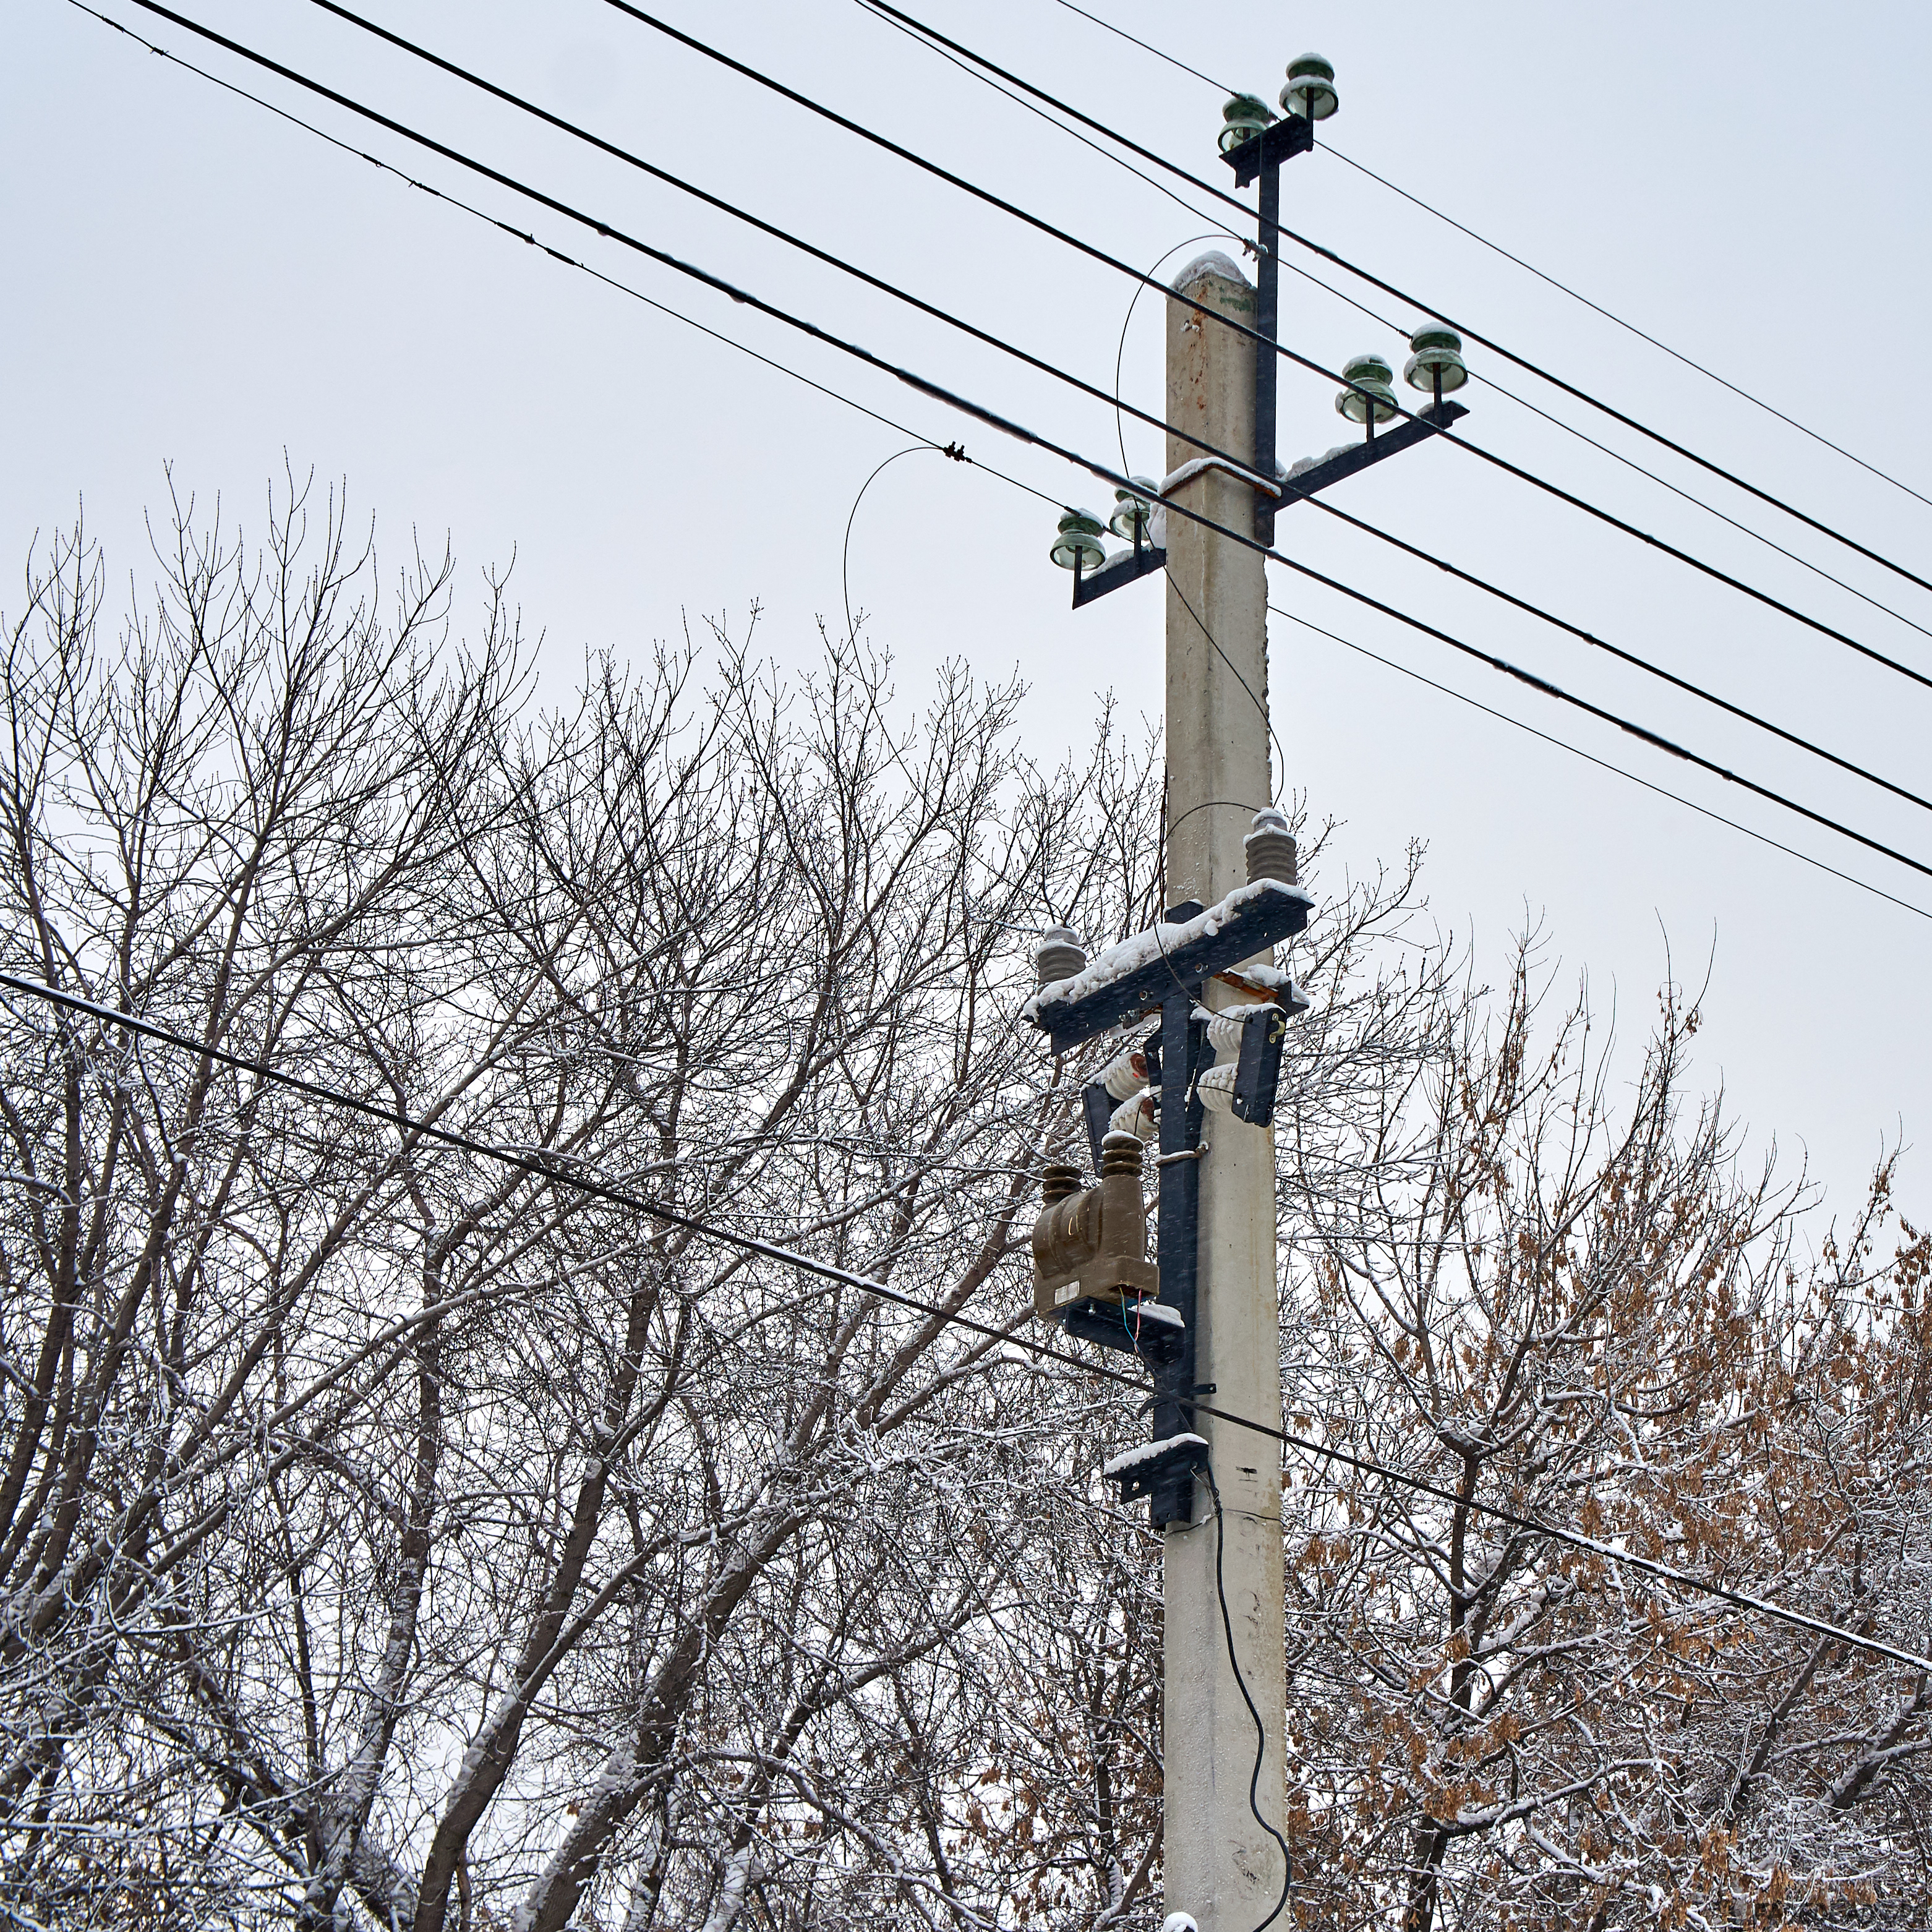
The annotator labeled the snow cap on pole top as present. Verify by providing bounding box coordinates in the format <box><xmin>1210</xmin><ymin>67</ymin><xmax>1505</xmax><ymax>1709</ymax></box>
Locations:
<box><xmin>1163</xmin><ymin>1915</ymin><xmax>1200</xmax><ymax>1932</ymax></box>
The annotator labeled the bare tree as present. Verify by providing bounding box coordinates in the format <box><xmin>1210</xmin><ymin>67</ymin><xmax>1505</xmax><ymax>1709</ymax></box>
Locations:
<box><xmin>1278</xmin><ymin>946</ymin><xmax>1932</xmax><ymax>1930</ymax></box>
<box><xmin>4</xmin><ymin>480</ymin><xmax>1926</xmax><ymax>1932</ymax></box>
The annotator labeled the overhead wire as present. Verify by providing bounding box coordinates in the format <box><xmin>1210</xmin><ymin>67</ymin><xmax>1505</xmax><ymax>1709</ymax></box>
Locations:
<box><xmin>69</xmin><ymin>4</ymin><xmax>1932</xmax><ymax>932</ymax></box>
<box><xmin>54</xmin><ymin>7</ymin><xmax>1932</xmax><ymax>1670</ymax></box>
<box><xmin>1295</xmin><ymin>489</ymin><xmax>1932</xmax><ymax>820</ymax></box>
<box><xmin>1042</xmin><ymin>0</ymin><xmax>1932</xmax><ymax>513</ymax></box>
<box><xmin>149</xmin><ymin>0</ymin><xmax>1932</xmax><ymax>819</ymax></box>
<box><xmin>1306</xmin><ymin>142</ymin><xmax>1932</xmax><ymax>516</ymax></box>
<box><xmin>5</xmin><ymin>966</ymin><xmax>1930</xmax><ymax>1682</ymax></box>
<box><xmin>1264</xmin><ymin>601</ymin><xmax>1932</xmax><ymax>925</ymax></box>
<box><xmin>285</xmin><ymin>0</ymin><xmax>1270</xmax><ymax>487</ymax></box>
<box><xmin>856</xmin><ymin>0</ymin><xmax>1932</xmax><ymax>605</ymax></box>
<box><xmin>295</xmin><ymin>0</ymin><xmax>1932</xmax><ymax>693</ymax></box>
<box><xmin>880</xmin><ymin>9</ymin><xmax>1932</xmax><ymax>656</ymax></box>
<box><xmin>1043</xmin><ymin>0</ymin><xmax>1233</xmax><ymax>95</ymax></box>
<box><xmin>66</xmin><ymin>0</ymin><xmax>1932</xmax><ymax>891</ymax></box>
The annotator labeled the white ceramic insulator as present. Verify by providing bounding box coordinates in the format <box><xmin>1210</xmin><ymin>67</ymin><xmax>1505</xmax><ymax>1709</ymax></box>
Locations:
<box><xmin>1207</xmin><ymin>1012</ymin><xmax>1247</xmax><ymax>1058</ymax></box>
<box><xmin>1100</xmin><ymin>1048</ymin><xmax>1146</xmax><ymax>1100</ymax></box>
<box><xmin>1108</xmin><ymin>1090</ymin><xmax>1156</xmax><ymax>1140</ymax></box>
<box><xmin>1196</xmin><ymin>1064</ymin><xmax>1239</xmax><ymax>1115</ymax></box>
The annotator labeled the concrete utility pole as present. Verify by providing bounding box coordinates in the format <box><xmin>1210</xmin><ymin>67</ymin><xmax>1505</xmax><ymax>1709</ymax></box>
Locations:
<box><xmin>1158</xmin><ymin>254</ymin><xmax>1288</xmax><ymax>1931</ymax></box>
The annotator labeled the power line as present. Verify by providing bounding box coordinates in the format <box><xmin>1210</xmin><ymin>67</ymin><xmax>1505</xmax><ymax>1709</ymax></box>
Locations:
<box><xmin>4</xmin><ymin>967</ymin><xmax>1928</xmax><ymax>1681</ymax></box>
<box><xmin>68</xmin><ymin>0</ymin><xmax>1932</xmax><ymax>885</ymax></box>
<box><xmin>1310</xmin><ymin>140</ymin><xmax>1932</xmax><ymax>516</ymax></box>
<box><xmin>1041</xmin><ymin>0</ymin><xmax>1932</xmax><ymax>515</ymax></box>
<box><xmin>1265</xmin><ymin>602</ymin><xmax>1932</xmax><ymax>925</ymax></box>
<box><xmin>857</xmin><ymin>0</ymin><xmax>1932</xmax><ymax>609</ymax></box>
<box><xmin>288</xmin><ymin>0</ymin><xmax>1271</xmax><ymax>487</ymax></box>
<box><xmin>537</xmin><ymin>0</ymin><xmax>1932</xmax><ymax>690</ymax></box>
<box><xmin>166</xmin><ymin>0</ymin><xmax>1932</xmax><ymax>784</ymax></box>
<box><xmin>1044</xmin><ymin>0</ymin><xmax>1233</xmax><ymax>95</ymax></box>
<box><xmin>1296</xmin><ymin>490</ymin><xmax>1932</xmax><ymax>821</ymax></box>
<box><xmin>74</xmin><ymin>0</ymin><xmax>1932</xmax><ymax>940</ymax></box>
<box><xmin>63</xmin><ymin>3</ymin><xmax>965</xmax><ymax>456</ymax></box>
<box><xmin>855</xmin><ymin>0</ymin><xmax>1239</xmax><ymax>242</ymax></box>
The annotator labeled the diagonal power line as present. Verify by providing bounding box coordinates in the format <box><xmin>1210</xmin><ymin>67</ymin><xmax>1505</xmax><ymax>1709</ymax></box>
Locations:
<box><xmin>64</xmin><ymin>0</ymin><xmax>1932</xmax><ymax>935</ymax></box>
<box><xmin>4</xmin><ymin>965</ymin><xmax>1929</xmax><ymax>1678</ymax></box>
<box><xmin>65</xmin><ymin>0</ymin><xmax>1932</xmax><ymax>886</ymax></box>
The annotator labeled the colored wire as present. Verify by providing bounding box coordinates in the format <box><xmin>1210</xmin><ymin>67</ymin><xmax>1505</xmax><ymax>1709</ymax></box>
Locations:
<box><xmin>6</xmin><ymin>966</ymin><xmax>1929</xmax><ymax>1683</ymax></box>
<box><xmin>67</xmin><ymin>1</ymin><xmax>1932</xmax><ymax>884</ymax></box>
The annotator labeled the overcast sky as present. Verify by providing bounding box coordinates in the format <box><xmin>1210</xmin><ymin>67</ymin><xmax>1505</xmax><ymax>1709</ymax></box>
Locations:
<box><xmin>7</xmin><ymin>0</ymin><xmax>1930</xmax><ymax>1228</ymax></box>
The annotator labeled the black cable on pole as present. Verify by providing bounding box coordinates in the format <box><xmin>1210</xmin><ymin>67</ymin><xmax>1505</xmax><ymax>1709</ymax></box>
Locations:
<box><xmin>77</xmin><ymin>0</ymin><xmax>1932</xmax><ymax>939</ymax></box>
<box><xmin>75</xmin><ymin>1</ymin><xmax>1932</xmax><ymax>881</ymax></box>
<box><xmin>6</xmin><ymin>967</ymin><xmax>1930</xmax><ymax>1682</ymax></box>
<box><xmin>857</xmin><ymin>0</ymin><xmax>1932</xmax><ymax>605</ymax></box>
<box><xmin>1264</xmin><ymin>602</ymin><xmax>1932</xmax><ymax>925</ymax></box>
<box><xmin>1203</xmin><ymin>1461</ymin><xmax>1294</xmax><ymax>1932</ymax></box>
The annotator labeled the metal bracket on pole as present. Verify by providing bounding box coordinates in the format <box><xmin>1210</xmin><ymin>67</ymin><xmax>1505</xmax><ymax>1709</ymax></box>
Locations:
<box><xmin>1220</xmin><ymin>112</ymin><xmax>1315</xmax><ymax>544</ymax></box>
<box><xmin>1024</xmin><ymin>884</ymin><xmax>1314</xmax><ymax>1524</ymax></box>
<box><xmin>1072</xmin><ymin>525</ymin><xmax>1167</xmax><ymax>609</ymax></box>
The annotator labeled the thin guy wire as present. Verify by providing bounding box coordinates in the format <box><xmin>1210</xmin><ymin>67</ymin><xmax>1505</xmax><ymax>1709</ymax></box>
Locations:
<box><xmin>842</xmin><ymin>445</ymin><xmax>938</xmax><ymax>643</ymax></box>
<box><xmin>1163</xmin><ymin>565</ymin><xmax>1285</xmax><ymax>808</ymax></box>
<box><xmin>858</xmin><ymin>0</ymin><xmax>1932</xmax><ymax>602</ymax></box>
<box><xmin>69</xmin><ymin>2</ymin><xmax>1932</xmax><ymax>884</ymax></box>
<box><xmin>1311</xmin><ymin>141</ymin><xmax>1932</xmax><ymax>513</ymax></box>
<box><xmin>1265</xmin><ymin>602</ymin><xmax>1932</xmax><ymax>924</ymax></box>
<box><xmin>1045</xmin><ymin>0</ymin><xmax>1233</xmax><ymax>94</ymax></box>
<box><xmin>1113</xmin><ymin>233</ymin><xmax>1241</xmax><ymax>475</ymax></box>
<box><xmin>5</xmin><ymin>967</ymin><xmax>1930</xmax><ymax>1681</ymax></box>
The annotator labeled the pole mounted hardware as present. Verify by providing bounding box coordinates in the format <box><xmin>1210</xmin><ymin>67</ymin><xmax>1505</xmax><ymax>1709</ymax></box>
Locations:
<box><xmin>1044</xmin><ymin>51</ymin><xmax>1475</xmax><ymax>584</ymax></box>
<box><xmin>1020</xmin><ymin>834</ymin><xmax>1313</xmax><ymax>1525</ymax></box>
<box><xmin>1031</xmin><ymin>1131</ymin><xmax>1181</xmax><ymax>1365</ymax></box>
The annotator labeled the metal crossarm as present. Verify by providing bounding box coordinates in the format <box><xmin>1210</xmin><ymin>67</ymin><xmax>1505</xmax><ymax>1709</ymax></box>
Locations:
<box><xmin>1020</xmin><ymin>881</ymin><xmax>1314</xmax><ymax>1054</ymax></box>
